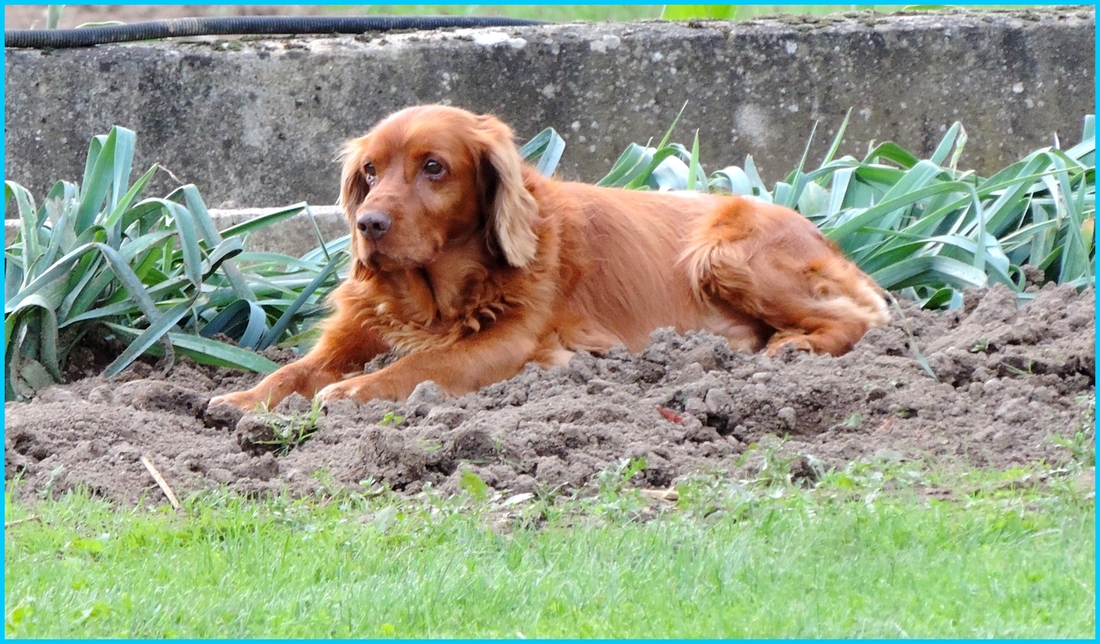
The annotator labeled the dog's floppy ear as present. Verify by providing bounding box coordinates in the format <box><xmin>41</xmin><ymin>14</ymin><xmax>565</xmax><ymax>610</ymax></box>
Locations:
<box><xmin>474</xmin><ymin>114</ymin><xmax>539</xmax><ymax>268</ymax></box>
<box><xmin>338</xmin><ymin>135</ymin><xmax>374</xmax><ymax>282</ymax></box>
<box><xmin>338</xmin><ymin>135</ymin><xmax>370</xmax><ymax>218</ymax></box>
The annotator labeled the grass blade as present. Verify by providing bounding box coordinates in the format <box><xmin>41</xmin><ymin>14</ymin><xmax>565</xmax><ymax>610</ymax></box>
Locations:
<box><xmin>656</xmin><ymin>100</ymin><xmax>689</xmax><ymax>150</ymax></box>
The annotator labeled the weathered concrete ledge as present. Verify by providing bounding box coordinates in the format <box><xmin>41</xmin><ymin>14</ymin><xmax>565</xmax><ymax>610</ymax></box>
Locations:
<box><xmin>5</xmin><ymin>7</ymin><xmax>1094</xmax><ymax>211</ymax></box>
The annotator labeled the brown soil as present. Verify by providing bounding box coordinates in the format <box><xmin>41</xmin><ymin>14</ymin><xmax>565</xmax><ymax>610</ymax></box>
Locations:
<box><xmin>5</xmin><ymin>283</ymin><xmax>1094</xmax><ymax>506</ymax></box>
<box><xmin>6</xmin><ymin>4</ymin><xmax>1092</xmax><ymax>506</ymax></box>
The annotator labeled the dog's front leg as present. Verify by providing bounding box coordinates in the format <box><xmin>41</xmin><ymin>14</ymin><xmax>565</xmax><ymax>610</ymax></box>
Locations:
<box><xmin>209</xmin><ymin>315</ymin><xmax>390</xmax><ymax>411</ymax></box>
<box><xmin>316</xmin><ymin>328</ymin><xmax>539</xmax><ymax>404</ymax></box>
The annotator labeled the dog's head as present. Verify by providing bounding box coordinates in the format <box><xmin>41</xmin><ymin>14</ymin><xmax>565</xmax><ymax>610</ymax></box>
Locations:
<box><xmin>339</xmin><ymin>105</ymin><xmax>539</xmax><ymax>276</ymax></box>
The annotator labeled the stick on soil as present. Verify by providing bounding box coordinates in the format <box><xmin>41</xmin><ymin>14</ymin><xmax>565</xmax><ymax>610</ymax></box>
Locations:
<box><xmin>141</xmin><ymin>455</ymin><xmax>182</xmax><ymax>510</ymax></box>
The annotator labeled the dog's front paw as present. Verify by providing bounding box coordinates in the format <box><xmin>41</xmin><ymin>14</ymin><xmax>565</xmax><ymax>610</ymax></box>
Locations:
<box><xmin>209</xmin><ymin>390</ymin><xmax>267</xmax><ymax>411</ymax></box>
<box><xmin>317</xmin><ymin>374</ymin><xmax>401</xmax><ymax>407</ymax></box>
<box><xmin>316</xmin><ymin>380</ymin><xmax>367</xmax><ymax>406</ymax></box>
<box><xmin>763</xmin><ymin>334</ymin><xmax>816</xmax><ymax>357</ymax></box>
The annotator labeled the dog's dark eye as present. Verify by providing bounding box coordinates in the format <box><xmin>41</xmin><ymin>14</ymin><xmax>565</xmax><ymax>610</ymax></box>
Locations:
<box><xmin>423</xmin><ymin>159</ymin><xmax>445</xmax><ymax>178</ymax></box>
<box><xmin>363</xmin><ymin>162</ymin><xmax>377</xmax><ymax>185</ymax></box>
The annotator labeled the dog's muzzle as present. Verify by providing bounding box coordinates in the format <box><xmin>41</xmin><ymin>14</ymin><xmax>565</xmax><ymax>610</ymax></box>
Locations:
<box><xmin>357</xmin><ymin>210</ymin><xmax>392</xmax><ymax>241</ymax></box>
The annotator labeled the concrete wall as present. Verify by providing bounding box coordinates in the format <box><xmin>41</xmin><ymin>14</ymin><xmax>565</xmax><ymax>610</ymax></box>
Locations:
<box><xmin>4</xmin><ymin>7</ymin><xmax>1094</xmax><ymax>212</ymax></box>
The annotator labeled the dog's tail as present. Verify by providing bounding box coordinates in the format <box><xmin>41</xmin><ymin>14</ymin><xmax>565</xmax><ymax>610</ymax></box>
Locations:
<box><xmin>683</xmin><ymin>229</ymin><xmax>765</xmax><ymax>315</ymax></box>
<box><xmin>680</xmin><ymin>200</ymin><xmax>769</xmax><ymax>317</ymax></box>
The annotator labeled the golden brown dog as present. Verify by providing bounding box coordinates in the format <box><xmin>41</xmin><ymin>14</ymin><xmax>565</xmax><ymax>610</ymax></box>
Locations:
<box><xmin>211</xmin><ymin>105</ymin><xmax>888</xmax><ymax>409</ymax></box>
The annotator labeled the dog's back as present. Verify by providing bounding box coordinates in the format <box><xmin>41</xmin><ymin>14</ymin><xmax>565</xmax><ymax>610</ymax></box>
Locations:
<box><xmin>531</xmin><ymin>175</ymin><xmax>888</xmax><ymax>357</ymax></box>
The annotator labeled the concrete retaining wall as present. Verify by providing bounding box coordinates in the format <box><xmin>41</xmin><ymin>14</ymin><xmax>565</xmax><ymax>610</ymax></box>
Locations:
<box><xmin>4</xmin><ymin>6</ymin><xmax>1094</xmax><ymax>212</ymax></box>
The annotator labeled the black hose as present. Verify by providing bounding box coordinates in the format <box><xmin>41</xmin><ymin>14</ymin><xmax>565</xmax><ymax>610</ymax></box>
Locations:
<box><xmin>5</xmin><ymin>15</ymin><xmax>547</xmax><ymax>49</ymax></box>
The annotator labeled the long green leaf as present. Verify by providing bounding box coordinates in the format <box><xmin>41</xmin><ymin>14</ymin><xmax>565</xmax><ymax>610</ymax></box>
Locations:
<box><xmin>75</xmin><ymin>127</ymin><xmax>136</xmax><ymax>233</ymax></box>
<box><xmin>519</xmin><ymin>127</ymin><xmax>567</xmax><ymax>177</ymax></box>
<box><xmin>105</xmin><ymin>323</ymin><xmax>280</xmax><ymax>372</ymax></box>
<box><xmin>200</xmin><ymin>299</ymin><xmax>270</xmax><ymax>350</ymax></box>
<box><xmin>103</xmin><ymin>163</ymin><xmax>158</xmax><ymax>246</ymax></box>
<box><xmin>174</xmin><ymin>184</ymin><xmax>223</xmax><ymax>247</ymax></box>
<box><xmin>863</xmin><ymin>141</ymin><xmax>919</xmax><ymax>169</ymax></box>
<box><xmin>258</xmin><ymin>253</ymin><xmax>345</xmax><ymax>349</ymax></box>
<box><xmin>708</xmin><ymin>166</ymin><xmax>754</xmax><ymax>196</ymax></box>
<box><xmin>202</xmin><ymin>237</ymin><xmax>245</xmax><ymax>280</ymax></box>
<box><xmin>102</xmin><ymin>298</ymin><xmax>194</xmax><ymax>377</ymax></box>
<box><xmin>7</xmin><ymin>242</ymin><xmax>160</xmax><ymax>322</ymax></box>
<box><xmin>168</xmin><ymin>187</ymin><xmax>258</xmax><ymax>302</ymax></box>
<box><xmin>218</xmin><ymin>204</ymin><xmax>311</xmax><ymax>240</ymax></box>
<box><xmin>63</xmin><ymin>228</ymin><xmax>179</xmax><ymax>321</ymax></box>
<box><xmin>108</xmin><ymin>127</ymin><xmax>136</xmax><ymax>212</ymax></box>
<box><xmin>686</xmin><ymin>130</ymin><xmax>702</xmax><ymax>192</ymax></box>
<box><xmin>37</xmin><ymin>182</ymin><xmax>81</xmax><ymax>275</ymax></box>
<box><xmin>163</xmin><ymin>200</ymin><xmax>203</xmax><ymax>287</ymax></box>
<box><xmin>820</xmin><ymin>110</ymin><xmax>852</xmax><ymax>170</ymax></box>
<box><xmin>596</xmin><ymin>143</ymin><xmax>654</xmax><ymax>187</ymax></box>
<box><xmin>825</xmin><ymin>180</ymin><xmax>981</xmax><ymax>248</ymax></box>
<box><xmin>871</xmin><ymin>255</ymin><xmax>988</xmax><ymax>291</ymax></box>
<box><xmin>6</xmin><ymin>293</ymin><xmax>63</xmax><ymax>382</ymax></box>
<box><xmin>656</xmin><ymin>101</ymin><xmax>689</xmax><ymax>150</ymax></box>
<box><xmin>928</xmin><ymin>122</ymin><xmax>963</xmax><ymax>167</ymax></box>
<box><xmin>59</xmin><ymin>299</ymin><xmax>143</xmax><ymax>327</ymax></box>
<box><xmin>6</xmin><ymin>182</ymin><xmax>43</xmax><ymax>282</ymax></box>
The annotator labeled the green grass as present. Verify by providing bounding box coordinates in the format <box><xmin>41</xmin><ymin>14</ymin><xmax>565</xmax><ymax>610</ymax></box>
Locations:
<box><xmin>5</xmin><ymin>463</ymin><xmax>1094</xmax><ymax>638</ymax></box>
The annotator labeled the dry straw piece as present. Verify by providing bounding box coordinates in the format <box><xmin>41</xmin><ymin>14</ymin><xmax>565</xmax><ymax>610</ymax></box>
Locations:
<box><xmin>141</xmin><ymin>455</ymin><xmax>182</xmax><ymax>511</ymax></box>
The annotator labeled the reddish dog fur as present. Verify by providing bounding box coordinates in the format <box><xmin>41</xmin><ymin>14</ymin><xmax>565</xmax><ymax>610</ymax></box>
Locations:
<box><xmin>211</xmin><ymin>105</ymin><xmax>888</xmax><ymax>410</ymax></box>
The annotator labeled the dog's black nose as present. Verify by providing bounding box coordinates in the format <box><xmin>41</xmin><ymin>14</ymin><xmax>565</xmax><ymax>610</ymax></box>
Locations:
<box><xmin>357</xmin><ymin>211</ymin><xmax>392</xmax><ymax>241</ymax></box>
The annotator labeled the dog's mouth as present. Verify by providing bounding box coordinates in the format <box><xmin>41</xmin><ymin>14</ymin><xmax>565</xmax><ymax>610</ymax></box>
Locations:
<box><xmin>364</xmin><ymin>246</ymin><xmax>435</xmax><ymax>272</ymax></box>
<box><xmin>367</xmin><ymin>252</ymin><xmax>411</xmax><ymax>272</ymax></box>
<box><xmin>358</xmin><ymin>228</ymin><xmax>446</xmax><ymax>272</ymax></box>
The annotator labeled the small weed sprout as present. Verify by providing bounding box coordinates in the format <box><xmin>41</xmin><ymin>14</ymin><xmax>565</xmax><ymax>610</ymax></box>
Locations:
<box><xmin>674</xmin><ymin>470</ymin><xmax>759</xmax><ymax>519</ymax></box>
<box><xmin>258</xmin><ymin>399</ymin><xmax>325</xmax><ymax>456</ymax></box>
<box><xmin>311</xmin><ymin>468</ymin><xmax>341</xmax><ymax>497</ymax></box>
<box><xmin>458</xmin><ymin>470</ymin><xmax>491</xmax><ymax>501</ymax></box>
<box><xmin>1049</xmin><ymin>397</ymin><xmax>1096</xmax><ymax>466</ymax></box>
<box><xmin>588</xmin><ymin>457</ymin><xmax>649</xmax><ymax>517</ymax></box>
<box><xmin>380</xmin><ymin>411</ymin><xmax>405</xmax><ymax>426</ymax></box>
<box><xmin>742</xmin><ymin>443</ymin><xmax>796</xmax><ymax>488</ymax></box>
<box><xmin>1050</xmin><ymin>429</ymin><xmax>1096</xmax><ymax>467</ymax></box>
<box><xmin>1000</xmin><ymin>359</ymin><xmax>1035</xmax><ymax>377</ymax></box>
<box><xmin>416</xmin><ymin>438</ymin><xmax>443</xmax><ymax>453</ymax></box>
<box><xmin>970</xmin><ymin>338</ymin><xmax>991</xmax><ymax>353</ymax></box>
<box><xmin>597</xmin><ymin>457</ymin><xmax>647</xmax><ymax>496</ymax></box>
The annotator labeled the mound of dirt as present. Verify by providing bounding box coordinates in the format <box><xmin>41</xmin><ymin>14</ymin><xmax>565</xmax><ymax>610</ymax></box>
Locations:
<box><xmin>5</xmin><ymin>283</ymin><xmax>1094</xmax><ymax>506</ymax></box>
